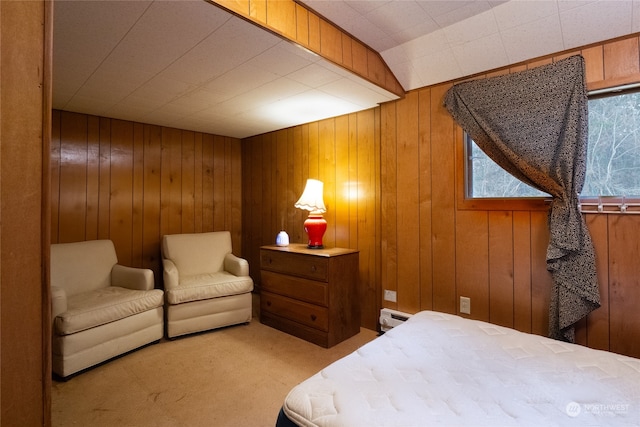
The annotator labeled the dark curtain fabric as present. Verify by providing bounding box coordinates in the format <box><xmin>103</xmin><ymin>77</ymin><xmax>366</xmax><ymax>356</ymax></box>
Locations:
<box><xmin>443</xmin><ymin>55</ymin><xmax>600</xmax><ymax>342</ymax></box>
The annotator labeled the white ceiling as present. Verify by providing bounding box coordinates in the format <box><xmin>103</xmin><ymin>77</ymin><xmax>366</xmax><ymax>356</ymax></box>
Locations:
<box><xmin>302</xmin><ymin>0</ymin><xmax>640</xmax><ymax>90</ymax></box>
<box><xmin>52</xmin><ymin>0</ymin><xmax>399</xmax><ymax>139</ymax></box>
<box><xmin>53</xmin><ymin>1</ymin><xmax>640</xmax><ymax>139</ymax></box>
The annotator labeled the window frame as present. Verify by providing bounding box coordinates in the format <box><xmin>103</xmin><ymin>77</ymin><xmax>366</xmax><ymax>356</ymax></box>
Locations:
<box><xmin>456</xmin><ymin>84</ymin><xmax>640</xmax><ymax>213</ymax></box>
<box><xmin>455</xmin><ymin>126</ymin><xmax>551</xmax><ymax>211</ymax></box>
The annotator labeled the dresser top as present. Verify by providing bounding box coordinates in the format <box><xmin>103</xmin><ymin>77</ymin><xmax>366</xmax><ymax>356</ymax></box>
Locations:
<box><xmin>261</xmin><ymin>243</ymin><xmax>358</xmax><ymax>257</ymax></box>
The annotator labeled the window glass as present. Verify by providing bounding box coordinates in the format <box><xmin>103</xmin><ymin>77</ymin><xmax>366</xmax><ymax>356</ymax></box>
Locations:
<box><xmin>583</xmin><ymin>90</ymin><xmax>640</xmax><ymax>196</ymax></box>
<box><xmin>466</xmin><ymin>135</ymin><xmax>548</xmax><ymax>198</ymax></box>
<box><xmin>466</xmin><ymin>87</ymin><xmax>640</xmax><ymax>199</ymax></box>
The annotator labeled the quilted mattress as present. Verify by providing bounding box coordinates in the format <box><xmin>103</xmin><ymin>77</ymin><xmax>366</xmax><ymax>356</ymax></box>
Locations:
<box><xmin>281</xmin><ymin>310</ymin><xmax>640</xmax><ymax>426</ymax></box>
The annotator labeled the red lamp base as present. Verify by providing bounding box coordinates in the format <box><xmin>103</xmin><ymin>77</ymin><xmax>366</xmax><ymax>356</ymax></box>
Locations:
<box><xmin>304</xmin><ymin>214</ymin><xmax>327</xmax><ymax>249</ymax></box>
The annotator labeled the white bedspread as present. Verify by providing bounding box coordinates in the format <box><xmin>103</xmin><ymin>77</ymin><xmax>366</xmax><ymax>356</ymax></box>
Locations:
<box><xmin>282</xmin><ymin>311</ymin><xmax>640</xmax><ymax>426</ymax></box>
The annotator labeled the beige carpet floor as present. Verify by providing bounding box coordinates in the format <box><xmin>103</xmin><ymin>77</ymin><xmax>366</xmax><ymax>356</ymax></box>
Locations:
<box><xmin>52</xmin><ymin>311</ymin><xmax>378</xmax><ymax>427</ymax></box>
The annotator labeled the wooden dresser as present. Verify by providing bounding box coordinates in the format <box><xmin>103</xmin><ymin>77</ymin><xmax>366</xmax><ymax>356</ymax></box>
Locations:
<box><xmin>259</xmin><ymin>244</ymin><xmax>360</xmax><ymax>348</ymax></box>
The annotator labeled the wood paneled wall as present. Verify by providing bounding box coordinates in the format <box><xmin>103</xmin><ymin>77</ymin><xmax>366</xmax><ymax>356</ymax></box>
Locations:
<box><xmin>380</xmin><ymin>34</ymin><xmax>640</xmax><ymax>358</ymax></box>
<box><xmin>241</xmin><ymin>111</ymin><xmax>382</xmax><ymax>329</ymax></box>
<box><xmin>50</xmin><ymin>111</ymin><xmax>243</xmax><ymax>287</ymax></box>
<box><xmin>243</xmin><ymin>34</ymin><xmax>640</xmax><ymax>358</ymax></box>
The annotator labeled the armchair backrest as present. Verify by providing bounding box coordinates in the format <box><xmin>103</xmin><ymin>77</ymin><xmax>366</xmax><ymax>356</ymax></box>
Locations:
<box><xmin>162</xmin><ymin>231</ymin><xmax>232</xmax><ymax>277</ymax></box>
<box><xmin>50</xmin><ymin>240</ymin><xmax>119</xmax><ymax>297</ymax></box>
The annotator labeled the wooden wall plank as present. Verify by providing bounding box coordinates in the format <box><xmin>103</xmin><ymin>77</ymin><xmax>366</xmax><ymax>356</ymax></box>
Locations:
<box><xmin>608</xmin><ymin>215</ymin><xmax>640</xmax><ymax>358</ymax></box>
<box><xmin>307</xmin><ymin>12</ymin><xmax>320</xmax><ymax>53</ymax></box>
<box><xmin>286</xmin><ymin>128</ymin><xmax>296</xmax><ymax>240</ymax></box>
<box><xmin>142</xmin><ymin>124</ymin><xmax>162</xmax><ymax>287</ymax></box>
<box><xmin>357</xmin><ymin>109</ymin><xmax>379</xmax><ymax>328</ymax></box>
<box><xmin>319</xmin><ymin>119</ymin><xmax>336</xmax><ymax>248</ymax></box>
<box><xmin>396</xmin><ymin>92</ymin><xmax>421</xmax><ymax>313</ymax></box>
<box><xmin>161</xmin><ymin>128</ymin><xmax>179</xmax><ymax>236</ymax></box>
<box><xmin>85</xmin><ymin>116</ymin><xmax>100</xmax><ymax>241</ymax></box>
<box><xmin>212</xmin><ymin>135</ymin><xmax>226</xmax><ymax>231</ymax></box>
<box><xmin>289</xmin><ymin>125</ymin><xmax>308</xmax><ymax>243</ymax></box>
<box><xmin>228</xmin><ymin>137</ymin><xmax>241</xmax><ymax>250</ymax></box>
<box><xmin>261</xmin><ymin>133</ymin><xmax>274</xmax><ymax>245</ymax></box>
<box><xmin>109</xmin><ymin>120</ymin><xmax>134</xmax><ymax>265</ymax></box>
<box><xmin>513</xmin><ymin>211</ymin><xmax>532</xmax><ymax>333</ymax></box>
<box><xmin>530</xmin><ymin>211</ymin><xmax>552</xmax><ymax>337</ymax></box>
<box><xmin>194</xmin><ymin>133</ymin><xmax>203</xmax><ymax>233</ymax></box>
<box><xmin>603</xmin><ymin>36</ymin><xmax>639</xmax><ymax>80</ymax></box>
<box><xmin>347</xmin><ymin>113</ymin><xmax>358</xmax><ymax>250</ymax></box>
<box><xmin>430</xmin><ymin>83</ymin><xmax>456</xmax><ymax>314</ymax></box>
<box><xmin>249</xmin><ymin>0</ymin><xmax>266</xmax><ymax>23</ymax></box>
<box><xmin>456</xmin><ymin>210</ymin><xmax>490</xmax><ymax>321</ymax></box>
<box><xmin>266</xmin><ymin>0</ymin><xmax>296</xmax><ymax>40</ymax></box>
<box><xmin>275</xmin><ymin>130</ymin><xmax>288</xmax><ymax>235</ymax></box>
<box><xmin>351</xmin><ymin>40</ymin><xmax>368</xmax><ymax>84</ymax></box>
<box><xmin>418</xmin><ymin>88</ymin><xmax>433</xmax><ymax>311</ymax></box>
<box><xmin>98</xmin><ymin>117</ymin><xmax>111</xmax><ymax>240</ymax></box>
<box><xmin>181</xmin><ymin>131</ymin><xmax>195</xmax><ymax>234</ymax></box>
<box><xmin>232</xmin><ymin>138</ymin><xmax>243</xmax><ymax>251</ymax></box>
<box><xmin>342</xmin><ymin>34</ymin><xmax>353</xmax><ymax>70</ymax></box>
<box><xmin>582</xmin><ymin>45</ymin><xmax>604</xmax><ymax>84</ymax></box>
<box><xmin>380</xmin><ymin>102</ymin><xmax>398</xmax><ymax>309</ymax></box>
<box><xmin>335</xmin><ymin>115</ymin><xmax>350</xmax><ymax>249</ymax></box>
<box><xmin>585</xmin><ymin>214</ymin><xmax>610</xmax><ymax>351</ymax></box>
<box><xmin>202</xmin><ymin>134</ymin><xmax>215</xmax><ymax>232</ymax></box>
<box><xmin>295</xmin><ymin>4</ymin><xmax>309</xmax><ymax>47</ymax></box>
<box><xmin>489</xmin><ymin>211</ymin><xmax>514</xmax><ymax>328</ymax></box>
<box><xmin>58</xmin><ymin>112</ymin><xmax>88</xmax><ymax>243</ymax></box>
<box><xmin>132</xmin><ymin>123</ymin><xmax>144</xmax><ymax>266</ymax></box>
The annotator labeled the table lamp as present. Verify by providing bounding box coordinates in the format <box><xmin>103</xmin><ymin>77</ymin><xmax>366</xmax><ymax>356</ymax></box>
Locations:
<box><xmin>294</xmin><ymin>179</ymin><xmax>327</xmax><ymax>248</ymax></box>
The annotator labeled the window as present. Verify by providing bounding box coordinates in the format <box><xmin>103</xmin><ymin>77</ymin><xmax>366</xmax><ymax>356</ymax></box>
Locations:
<box><xmin>466</xmin><ymin>85</ymin><xmax>640</xmax><ymax>200</ymax></box>
<box><xmin>465</xmin><ymin>134</ymin><xmax>548</xmax><ymax>198</ymax></box>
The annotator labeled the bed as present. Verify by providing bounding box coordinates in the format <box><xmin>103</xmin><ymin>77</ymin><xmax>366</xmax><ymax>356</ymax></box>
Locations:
<box><xmin>276</xmin><ymin>310</ymin><xmax>640</xmax><ymax>426</ymax></box>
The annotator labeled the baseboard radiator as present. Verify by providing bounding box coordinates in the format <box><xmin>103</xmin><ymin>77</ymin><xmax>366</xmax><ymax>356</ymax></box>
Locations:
<box><xmin>379</xmin><ymin>308</ymin><xmax>413</xmax><ymax>332</ymax></box>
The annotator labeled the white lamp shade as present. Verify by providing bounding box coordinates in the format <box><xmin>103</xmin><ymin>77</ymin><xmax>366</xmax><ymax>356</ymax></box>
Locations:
<box><xmin>294</xmin><ymin>179</ymin><xmax>326</xmax><ymax>214</ymax></box>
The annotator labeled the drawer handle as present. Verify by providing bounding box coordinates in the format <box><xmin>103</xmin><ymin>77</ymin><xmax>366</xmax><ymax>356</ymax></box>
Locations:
<box><xmin>311</xmin><ymin>265</ymin><xmax>317</xmax><ymax>272</ymax></box>
<box><xmin>310</xmin><ymin>314</ymin><xmax>317</xmax><ymax>322</ymax></box>
<box><xmin>266</xmin><ymin>300</ymin><xmax>271</xmax><ymax>307</ymax></box>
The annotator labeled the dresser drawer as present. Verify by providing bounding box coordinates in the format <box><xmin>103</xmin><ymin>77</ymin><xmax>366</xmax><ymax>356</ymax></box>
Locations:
<box><xmin>261</xmin><ymin>270</ymin><xmax>328</xmax><ymax>306</ymax></box>
<box><xmin>261</xmin><ymin>250</ymin><xmax>328</xmax><ymax>281</ymax></box>
<box><xmin>261</xmin><ymin>291</ymin><xmax>328</xmax><ymax>332</ymax></box>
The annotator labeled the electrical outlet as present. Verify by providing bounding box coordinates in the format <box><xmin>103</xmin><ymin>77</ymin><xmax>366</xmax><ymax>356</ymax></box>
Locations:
<box><xmin>460</xmin><ymin>296</ymin><xmax>471</xmax><ymax>314</ymax></box>
<box><xmin>384</xmin><ymin>290</ymin><xmax>397</xmax><ymax>302</ymax></box>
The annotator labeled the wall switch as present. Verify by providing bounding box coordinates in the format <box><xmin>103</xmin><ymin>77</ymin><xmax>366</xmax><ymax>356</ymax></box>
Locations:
<box><xmin>384</xmin><ymin>290</ymin><xmax>397</xmax><ymax>302</ymax></box>
<box><xmin>460</xmin><ymin>296</ymin><xmax>471</xmax><ymax>314</ymax></box>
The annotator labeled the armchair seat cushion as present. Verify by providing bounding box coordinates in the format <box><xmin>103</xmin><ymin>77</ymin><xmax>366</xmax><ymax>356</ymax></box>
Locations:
<box><xmin>166</xmin><ymin>272</ymin><xmax>253</xmax><ymax>305</ymax></box>
<box><xmin>55</xmin><ymin>287</ymin><xmax>164</xmax><ymax>336</ymax></box>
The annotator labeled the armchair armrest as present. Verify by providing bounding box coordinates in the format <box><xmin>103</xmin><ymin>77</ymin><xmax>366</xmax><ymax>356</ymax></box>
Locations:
<box><xmin>111</xmin><ymin>264</ymin><xmax>154</xmax><ymax>291</ymax></box>
<box><xmin>162</xmin><ymin>258</ymin><xmax>180</xmax><ymax>290</ymax></box>
<box><xmin>224</xmin><ymin>253</ymin><xmax>250</xmax><ymax>277</ymax></box>
<box><xmin>51</xmin><ymin>286</ymin><xmax>67</xmax><ymax>321</ymax></box>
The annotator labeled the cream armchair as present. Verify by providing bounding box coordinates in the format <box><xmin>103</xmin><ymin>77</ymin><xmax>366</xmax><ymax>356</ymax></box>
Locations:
<box><xmin>161</xmin><ymin>231</ymin><xmax>254</xmax><ymax>338</ymax></box>
<box><xmin>51</xmin><ymin>240</ymin><xmax>164</xmax><ymax>378</ymax></box>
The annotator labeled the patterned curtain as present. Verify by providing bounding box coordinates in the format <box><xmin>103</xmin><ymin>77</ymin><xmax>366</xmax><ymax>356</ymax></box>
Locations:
<box><xmin>444</xmin><ymin>55</ymin><xmax>600</xmax><ymax>342</ymax></box>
